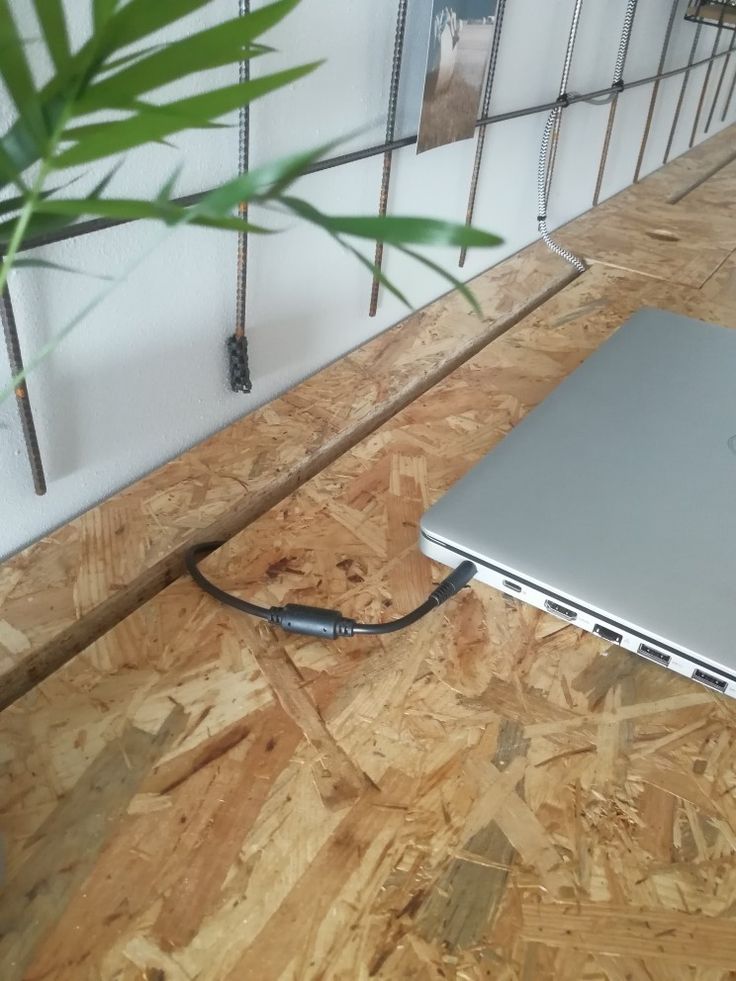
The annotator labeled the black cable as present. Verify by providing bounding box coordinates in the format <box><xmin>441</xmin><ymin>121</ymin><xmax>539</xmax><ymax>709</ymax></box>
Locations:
<box><xmin>186</xmin><ymin>542</ymin><xmax>477</xmax><ymax>639</ymax></box>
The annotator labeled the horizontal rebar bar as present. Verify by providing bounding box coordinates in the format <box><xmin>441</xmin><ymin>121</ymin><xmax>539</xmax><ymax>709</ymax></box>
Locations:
<box><xmin>18</xmin><ymin>46</ymin><xmax>736</xmax><ymax>253</ymax></box>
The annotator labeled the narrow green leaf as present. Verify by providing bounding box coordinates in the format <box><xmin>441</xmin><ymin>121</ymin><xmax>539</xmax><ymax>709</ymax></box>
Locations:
<box><xmin>62</xmin><ymin>111</ymin><xmax>225</xmax><ymax>145</ymax></box>
<box><xmin>13</xmin><ymin>257</ymin><xmax>114</xmax><ymax>279</ymax></box>
<box><xmin>105</xmin><ymin>0</ymin><xmax>218</xmax><ymax>53</ymax></box>
<box><xmin>29</xmin><ymin>196</ymin><xmax>271</xmax><ymax>235</ymax></box>
<box><xmin>193</xmin><ymin>140</ymin><xmax>339</xmax><ymax>218</ymax></box>
<box><xmin>335</xmin><ymin>235</ymin><xmax>411</xmax><ymax>308</ymax></box>
<box><xmin>187</xmin><ymin>214</ymin><xmax>273</xmax><ymax>234</ymax></box>
<box><xmin>32</xmin><ymin>0</ymin><xmax>70</xmax><ymax>71</ymax></box>
<box><xmin>53</xmin><ymin>63</ymin><xmax>321</xmax><ymax>169</ymax></box>
<box><xmin>78</xmin><ymin>0</ymin><xmax>298</xmax><ymax>110</ymax></box>
<box><xmin>279</xmin><ymin>196</ymin><xmax>503</xmax><ymax>249</ymax></box>
<box><xmin>93</xmin><ymin>0</ymin><xmax>121</xmax><ymax>30</ymax></box>
<box><xmin>0</xmin><ymin>178</ymin><xmax>79</xmax><ymax>220</ymax></box>
<box><xmin>99</xmin><ymin>44</ymin><xmax>168</xmax><ymax>75</ymax></box>
<box><xmin>397</xmin><ymin>245</ymin><xmax>482</xmax><ymax>317</ymax></box>
<box><xmin>89</xmin><ymin>159</ymin><xmax>125</xmax><ymax>198</ymax></box>
<box><xmin>0</xmin><ymin>0</ymin><xmax>46</xmax><ymax>143</ymax></box>
<box><xmin>0</xmin><ymin>210</ymin><xmax>73</xmax><ymax>247</ymax></box>
<box><xmin>156</xmin><ymin>167</ymin><xmax>182</xmax><ymax>203</ymax></box>
<box><xmin>0</xmin><ymin>193</ymin><xmax>22</xmax><ymax>219</ymax></box>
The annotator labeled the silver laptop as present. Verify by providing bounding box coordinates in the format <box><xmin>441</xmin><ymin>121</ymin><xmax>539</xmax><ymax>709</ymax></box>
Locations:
<box><xmin>420</xmin><ymin>308</ymin><xmax>736</xmax><ymax>697</ymax></box>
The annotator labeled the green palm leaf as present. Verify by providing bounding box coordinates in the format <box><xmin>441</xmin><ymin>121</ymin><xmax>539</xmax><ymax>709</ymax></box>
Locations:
<box><xmin>0</xmin><ymin>1</ymin><xmax>46</xmax><ymax>145</ymax></box>
<box><xmin>278</xmin><ymin>196</ymin><xmax>503</xmax><ymax>248</ymax></box>
<box><xmin>31</xmin><ymin>0</ymin><xmax>70</xmax><ymax>72</ymax></box>
<box><xmin>55</xmin><ymin>63</ymin><xmax>321</xmax><ymax>168</ymax></box>
<box><xmin>79</xmin><ymin>0</ymin><xmax>301</xmax><ymax>111</ymax></box>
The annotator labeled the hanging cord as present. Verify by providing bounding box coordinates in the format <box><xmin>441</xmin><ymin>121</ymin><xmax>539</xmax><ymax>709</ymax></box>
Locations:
<box><xmin>612</xmin><ymin>0</ymin><xmax>637</xmax><ymax>86</ymax></box>
<box><xmin>543</xmin><ymin>0</ymin><xmax>584</xmax><ymax>206</ymax></box>
<box><xmin>227</xmin><ymin>0</ymin><xmax>253</xmax><ymax>393</ymax></box>
<box><xmin>537</xmin><ymin>0</ymin><xmax>586</xmax><ymax>272</ymax></box>
<box><xmin>537</xmin><ymin>110</ymin><xmax>586</xmax><ymax>272</ymax></box>
<box><xmin>186</xmin><ymin>543</ymin><xmax>477</xmax><ymax>639</ymax></box>
<box><xmin>592</xmin><ymin>0</ymin><xmax>638</xmax><ymax>205</ymax></box>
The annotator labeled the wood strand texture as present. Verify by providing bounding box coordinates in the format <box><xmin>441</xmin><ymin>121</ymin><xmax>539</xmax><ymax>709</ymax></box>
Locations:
<box><xmin>2</xmin><ymin>255</ymin><xmax>736</xmax><ymax>976</ymax></box>
<box><xmin>2</xmin><ymin>127</ymin><xmax>736</xmax><ymax>980</ymax></box>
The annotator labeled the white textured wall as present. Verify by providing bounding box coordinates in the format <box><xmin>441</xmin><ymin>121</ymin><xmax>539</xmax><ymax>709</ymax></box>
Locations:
<box><xmin>1</xmin><ymin>0</ymin><xmax>734</xmax><ymax>558</ymax></box>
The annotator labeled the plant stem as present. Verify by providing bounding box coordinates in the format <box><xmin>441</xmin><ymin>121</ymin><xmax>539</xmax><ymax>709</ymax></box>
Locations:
<box><xmin>0</xmin><ymin>160</ymin><xmax>52</xmax><ymax>296</ymax></box>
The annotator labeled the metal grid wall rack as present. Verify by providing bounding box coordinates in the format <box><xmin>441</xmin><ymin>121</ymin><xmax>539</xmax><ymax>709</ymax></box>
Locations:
<box><xmin>3</xmin><ymin>0</ymin><xmax>736</xmax><ymax>497</ymax></box>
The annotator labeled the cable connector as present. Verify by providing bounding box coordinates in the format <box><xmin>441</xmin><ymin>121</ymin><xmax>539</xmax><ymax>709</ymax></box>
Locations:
<box><xmin>269</xmin><ymin>604</ymin><xmax>357</xmax><ymax>638</ymax></box>
<box><xmin>556</xmin><ymin>92</ymin><xmax>570</xmax><ymax>108</ymax></box>
<box><xmin>613</xmin><ymin>78</ymin><xmax>625</xmax><ymax>93</ymax></box>
<box><xmin>428</xmin><ymin>561</ymin><xmax>478</xmax><ymax>606</ymax></box>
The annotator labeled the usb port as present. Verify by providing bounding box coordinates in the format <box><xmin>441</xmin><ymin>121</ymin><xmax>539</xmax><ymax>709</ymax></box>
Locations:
<box><xmin>503</xmin><ymin>579</ymin><xmax>522</xmax><ymax>594</ymax></box>
<box><xmin>545</xmin><ymin>600</ymin><xmax>577</xmax><ymax>621</ymax></box>
<box><xmin>692</xmin><ymin>669</ymin><xmax>727</xmax><ymax>693</ymax></box>
<box><xmin>638</xmin><ymin>644</ymin><xmax>671</xmax><ymax>667</ymax></box>
<box><xmin>593</xmin><ymin>624</ymin><xmax>623</xmax><ymax>644</ymax></box>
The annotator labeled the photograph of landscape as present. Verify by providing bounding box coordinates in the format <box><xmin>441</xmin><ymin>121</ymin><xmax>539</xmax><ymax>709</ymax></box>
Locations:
<box><xmin>417</xmin><ymin>0</ymin><xmax>497</xmax><ymax>153</ymax></box>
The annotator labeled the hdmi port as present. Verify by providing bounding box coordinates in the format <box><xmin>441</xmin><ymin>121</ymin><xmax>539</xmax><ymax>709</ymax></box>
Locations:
<box><xmin>638</xmin><ymin>644</ymin><xmax>671</xmax><ymax>667</ymax></box>
<box><xmin>503</xmin><ymin>579</ymin><xmax>522</xmax><ymax>593</ymax></box>
<box><xmin>544</xmin><ymin>600</ymin><xmax>577</xmax><ymax>621</ymax></box>
<box><xmin>692</xmin><ymin>669</ymin><xmax>727</xmax><ymax>693</ymax></box>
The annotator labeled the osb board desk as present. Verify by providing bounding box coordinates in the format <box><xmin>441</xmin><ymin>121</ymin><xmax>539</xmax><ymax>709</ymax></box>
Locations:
<box><xmin>2</xmin><ymin>123</ymin><xmax>735</xmax><ymax>713</ymax></box>
<box><xmin>3</xmin><ymin>264</ymin><xmax>736</xmax><ymax>980</ymax></box>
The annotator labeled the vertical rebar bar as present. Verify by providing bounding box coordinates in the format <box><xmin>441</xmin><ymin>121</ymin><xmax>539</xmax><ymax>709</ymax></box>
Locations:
<box><xmin>705</xmin><ymin>28</ymin><xmax>735</xmax><ymax>131</ymax></box>
<box><xmin>633</xmin><ymin>0</ymin><xmax>679</xmax><ymax>183</ymax></box>
<box><xmin>592</xmin><ymin>0</ymin><xmax>639</xmax><ymax>206</ymax></box>
<box><xmin>544</xmin><ymin>0</ymin><xmax>585</xmax><ymax>208</ymax></box>
<box><xmin>232</xmin><ymin>0</ymin><xmax>252</xmax><ymax>392</ymax></box>
<box><xmin>664</xmin><ymin>20</ymin><xmax>702</xmax><ymax>163</ymax></box>
<box><xmin>368</xmin><ymin>0</ymin><xmax>408</xmax><ymax>318</ymax></box>
<box><xmin>458</xmin><ymin>0</ymin><xmax>507</xmax><ymax>268</ymax></box>
<box><xmin>722</xmin><ymin>46</ymin><xmax>736</xmax><ymax>120</ymax></box>
<box><xmin>689</xmin><ymin>5</ymin><xmax>726</xmax><ymax>146</ymax></box>
<box><xmin>1</xmin><ymin>285</ymin><xmax>46</xmax><ymax>496</ymax></box>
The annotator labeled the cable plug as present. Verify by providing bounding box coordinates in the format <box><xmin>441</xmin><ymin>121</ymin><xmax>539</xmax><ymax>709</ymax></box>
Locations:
<box><xmin>428</xmin><ymin>561</ymin><xmax>478</xmax><ymax>607</ymax></box>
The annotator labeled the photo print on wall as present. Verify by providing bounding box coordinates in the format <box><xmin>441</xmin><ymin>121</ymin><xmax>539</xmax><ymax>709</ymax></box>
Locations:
<box><xmin>417</xmin><ymin>0</ymin><xmax>496</xmax><ymax>153</ymax></box>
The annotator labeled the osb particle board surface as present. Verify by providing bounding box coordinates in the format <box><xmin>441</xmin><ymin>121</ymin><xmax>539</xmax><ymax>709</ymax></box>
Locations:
<box><xmin>1</xmin><ymin>125</ymin><xmax>733</xmax><ymax>714</ymax></box>
<box><xmin>560</xmin><ymin>124</ymin><xmax>736</xmax><ymax>287</ymax></box>
<box><xmin>3</xmin><ymin>265</ymin><xmax>736</xmax><ymax>980</ymax></box>
<box><xmin>0</xmin><ymin>241</ymin><xmax>577</xmax><ymax>710</ymax></box>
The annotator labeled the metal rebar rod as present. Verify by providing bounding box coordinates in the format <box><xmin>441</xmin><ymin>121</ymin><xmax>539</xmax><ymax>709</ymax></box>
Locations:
<box><xmin>664</xmin><ymin>21</ymin><xmax>702</xmax><ymax>163</ymax></box>
<box><xmin>232</xmin><ymin>0</ymin><xmax>252</xmax><ymax>392</ymax></box>
<box><xmin>368</xmin><ymin>0</ymin><xmax>408</xmax><ymax>318</ymax></box>
<box><xmin>721</xmin><ymin>34</ymin><xmax>736</xmax><ymax>120</ymax></box>
<box><xmin>544</xmin><ymin>0</ymin><xmax>585</xmax><ymax>208</ymax></box>
<box><xmin>689</xmin><ymin>5</ymin><xmax>726</xmax><ymax>146</ymax></box>
<box><xmin>14</xmin><ymin>43</ymin><xmax>735</xmax><ymax>255</ymax></box>
<box><xmin>633</xmin><ymin>0</ymin><xmax>680</xmax><ymax>184</ymax></box>
<box><xmin>458</xmin><ymin>0</ymin><xmax>507</xmax><ymax>268</ymax></box>
<box><xmin>592</xmin><ymin>0</ymin><xmax>639</xmax><ymax>206</ymax></box>
<box><xmin>1</xmin><ymin>285</ymin><xmax>47</xmax><ymax>496</ymax></box>
<box><xmin>705</xmin><ymin>28</ymin><xmax>736</xmax><ymax>131</ymax></box>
